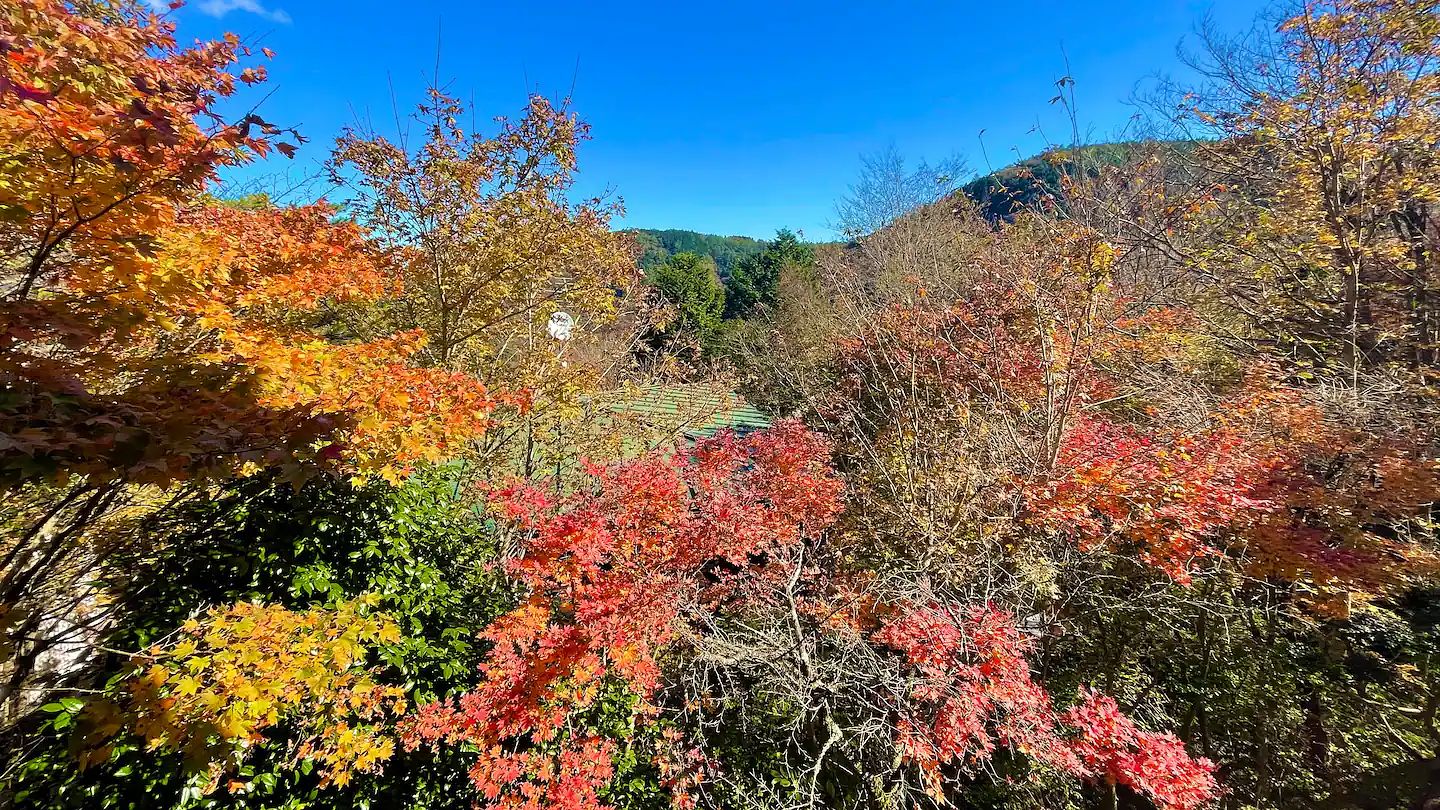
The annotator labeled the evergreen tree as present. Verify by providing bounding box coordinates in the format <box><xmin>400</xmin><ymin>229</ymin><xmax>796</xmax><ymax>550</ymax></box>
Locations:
<box><xmin>648</xmin><ymin>251</ymin><xmax>727</xmax><ymax>341</ymax></box>
<box><xmin>724</xmin><ymin>229</ymin><xmax>815</xmax><ymax>318</ymax></box>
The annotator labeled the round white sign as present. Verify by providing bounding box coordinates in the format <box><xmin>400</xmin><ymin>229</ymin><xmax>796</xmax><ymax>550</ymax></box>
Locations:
<box><xmin>547</xmin><ymin>311</ymin><xmax>575</xmax><ymax>341</ymax></box>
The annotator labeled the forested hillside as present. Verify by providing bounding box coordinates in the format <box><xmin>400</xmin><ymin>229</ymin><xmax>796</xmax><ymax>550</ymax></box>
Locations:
<box><xmin>629</xmin><ymin>228</ymin><xmax>765</xmax><ymax>276</ymax></box>
<box><xmin>961</xmin><ymin>142</ymin><xmax>1190</xmax><ymax>221</ymax></box>
<box><xmin>4</xmin><ymin>2</ymin><xmax>1440</xmax><ymax>810</ymax></box>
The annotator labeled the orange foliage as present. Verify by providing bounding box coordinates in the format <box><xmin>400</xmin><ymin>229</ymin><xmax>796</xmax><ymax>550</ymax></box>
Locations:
<box><xmin>0</xmin><ymin>1</ymin><xmax>505</xmax><ymax>486</ymax></box>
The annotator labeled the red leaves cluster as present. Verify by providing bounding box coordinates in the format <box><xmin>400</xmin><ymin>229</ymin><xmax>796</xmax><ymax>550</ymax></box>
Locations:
<box><xmin>875</xmin><ymin>605</ymin><xmax>1073</xmax><ymax>783</ymax></box>
<box><xmin>1028</xmin><ymin>372</ymin><xmax>1440</xmax><ymax>602</ymax></box>
<box><xmin>1025</xmin><ymin>381</ymin><xmax>1302</xmax><ymax>581</ymax></box>
<box><xmin>877</xmin><ymin>605</ymin><xmax>1217</xmax><ymax>810</ymax></box>
<box><xmin>1063</xmin><ymin>690</ymin><xmax>1219</xmax><ymax>810</ymax></box>
<box><xmin>403</xmin><ymin>421</ymin><xmax>843</xmax><ymax>810</ymax></box>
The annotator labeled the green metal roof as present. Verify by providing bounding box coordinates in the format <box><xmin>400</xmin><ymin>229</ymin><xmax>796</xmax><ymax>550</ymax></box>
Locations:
<box><xmin>610</xmin><ymin>384</ymin><xmax>771</xmax><ymax>439</ymax></box>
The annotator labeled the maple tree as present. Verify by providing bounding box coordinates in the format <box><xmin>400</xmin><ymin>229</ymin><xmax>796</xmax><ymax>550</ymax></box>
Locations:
<box><xmin>876</xmin><ymin>604</ymin><xmax>1217</xmax><ymax>810</ymax></box>
<box><xmin>404</xmin><ymin>421</ymin><xmax>844</xmax><ymax>810</ymax></box>
<box><xmin>329</xmin><ymin>87</ymin><xmax>644</xmax><ymax>481</ymax></box>
<box><xmin>77</xmin><ymin>599</ymin><xmax>405</xmax><ymax>795</ymax></box>
<box><xmin>329</xmin><ymin>88</ymin><xmax>637</xmax><ymax>373</ymax></box>
<box><xmin>0</xmin><ymin>0</ymin><xmax>502</xmax><ymax>737</ymax></box>
<box><xmin>0</xmin><ymin>0</ymin><xmax>291</xmax><ymax>304</ymax></box>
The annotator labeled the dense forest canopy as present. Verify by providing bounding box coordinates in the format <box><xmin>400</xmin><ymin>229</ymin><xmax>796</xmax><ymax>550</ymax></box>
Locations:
<box><xmin>629</xmin><ymin>229</ymin><xmax>766</xmax><ymax>277</ymax></box>
<box><xmin>3</xmin><ymin>2</ymin><xmax>1440</xmax><ymax>810</ymax></box>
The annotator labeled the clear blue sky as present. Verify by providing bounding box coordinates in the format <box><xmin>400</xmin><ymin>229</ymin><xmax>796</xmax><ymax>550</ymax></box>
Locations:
<box><xmin>172</xmin><ymin>0</ymin><xmax>1271</xmax><ymax>239</ymax></box>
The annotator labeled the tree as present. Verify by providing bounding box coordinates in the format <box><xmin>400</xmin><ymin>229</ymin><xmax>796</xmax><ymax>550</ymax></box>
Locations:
<box><xmin>630</xmin><ymin>229</ymin><xmax>765</xmax><ymax>278</ymax></box>
<box><xmin>0</xmin><ymin>0</ymin><xmax>500</xmax><ymax>734</ymax></box>
<box><xmin>725</xmin><ymin>229</ymin><xmax>816</xmax><ymax>318</ymax></box>
<box><xmin>835</xmin><ymin>145</ymin><xmax>967</xmax><ymax>238</ymax></box>
<box><xmin>646</xmin><ymin>252</ymin><xmax>726</xmax><ymax>349</ymax></box>
<box><xmin>404</xmin><ymin>421</ymin><xmax>844</xmax><ymax>810</ymax></box>
<box><xmin>1179</xmin><ymin>0</ymin><xmax>1440</xmax><ymax>378</ymax></box>
<box><xmin>328</xmin><ymin>88</ymin><xmax>650</xmax><ymax>482</ymax></box>
<box><xmin>329</xmin><ymin>88</ymin><xmax>638</xmax><ymax>381</ymax></box>
<box><xmin>11</xmin><ymin>469</ymin><xmax>510</xmax><ymax>808</ymax></box>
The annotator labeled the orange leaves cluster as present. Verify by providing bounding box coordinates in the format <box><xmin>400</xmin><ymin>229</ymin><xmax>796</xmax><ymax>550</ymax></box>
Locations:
<box><xmin>1026</xmin><ymin>378</ymin><xmax>1306</xmax><ymax>580</ymax></box>
<box><xmin>2</xmin><ymin>200</ymin><xmax>503</xmax><ymax>485</ymax></box>
<box><xmin>163</xmin><ymin>203</ymin><xmax>503</xmax><ymax>480</ymax></box>
<box><xmin>0</xmin><ymin>0</ymin><xmax>293</xmax><ymax>297</ymax></box>
<box><xmin>236</xmin><ymin>333</ymin><xmax>503</xmax><ymax>480</ymax></box>
<box><xmin>164</xmin><ymin>203</ymin><xmax>502</xmax><ymax>476</ymax></box>
<box><xmin>1237</xmin><ymin>420</ymin><xmax>1440</xmax><ymax>610</ymax></box>
<box><xmin>82</xmin><ymin>599</ymin><xmax>405</xmax><ymax>793</ymax></box>
<box><xmin>876</xmin><ymin>605</ymin><xmax>1217</xmax><ymax>810</ymax></box>
<box><xmin>172</xmin><ymin>203</ymin><xmax>398</xmax><ymax>314</ymax></box>
<box><xmin>1</xmin><ymin>2</ymin><xmax>504</xmax><ymax>488</ymax></box>
<box><xmin>404</xmin><ymin>421</ymin><xmax>843</xmax><ymax>810</ymax></box>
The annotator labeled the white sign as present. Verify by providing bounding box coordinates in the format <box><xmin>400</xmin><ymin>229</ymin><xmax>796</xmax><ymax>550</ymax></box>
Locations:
<box><xmin>547</xmin><ymin>311</ymin><xmax>575</xmax><ymax>341</ymax></box>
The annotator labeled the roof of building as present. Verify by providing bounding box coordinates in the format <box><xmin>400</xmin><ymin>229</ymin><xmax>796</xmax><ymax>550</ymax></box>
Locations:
<box><xmin>611</xmin><ymin>384</ymin><xmax>771</xmax><ymax>439</ymax></box>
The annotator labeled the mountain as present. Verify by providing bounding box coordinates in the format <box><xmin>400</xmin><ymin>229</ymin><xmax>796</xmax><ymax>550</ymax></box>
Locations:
<box><xmin>629</xmin><ymin>143</ymin><xmax>1187</xmax><ymax>272</ymax></box>
<box><xmin>962</xmin><ymin>141</ymin><xmax>1195</xmax><ymax>222</ymax></box>
<box><xmin>628</xmin><ymin>229</ymin><xmax>767</xmax><ymax>277</ymax></box>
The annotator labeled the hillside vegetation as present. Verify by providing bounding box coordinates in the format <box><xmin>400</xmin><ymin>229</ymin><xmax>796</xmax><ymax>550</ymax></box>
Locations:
<box><xmin>4</xmin><ymin>3</ymin><xmax>1440</xmax><ymax>810</ymax></box>
<box><xmin>629</xmin><ymin>228</ymin><xmax>765</xmax><ymax>276</ymax></box>
<box><xmin>962</xmin><ymin>141</ymin><xmax>1196</xmax><ymax>221</ymax></box>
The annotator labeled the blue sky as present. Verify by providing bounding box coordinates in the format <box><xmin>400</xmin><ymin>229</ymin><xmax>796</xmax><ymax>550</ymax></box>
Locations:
<box><xmin>171</xmin><ymin>0</ymin><xmax>1271</xmax><ymax>239</ymax></box>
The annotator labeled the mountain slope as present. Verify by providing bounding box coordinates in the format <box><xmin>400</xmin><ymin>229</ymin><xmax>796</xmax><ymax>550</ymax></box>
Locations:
<box><xmin>628</xmin><ymin>229</ymin><xmax>766</xmax><ymax>277</ymax></box>
<box><xmin>962</xmin><ymin>141</ymin><xmax>1195</xmax><ymax>221</ymax></box>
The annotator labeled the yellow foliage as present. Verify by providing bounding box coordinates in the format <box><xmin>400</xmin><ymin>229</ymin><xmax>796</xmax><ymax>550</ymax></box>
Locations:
<box><xmin>82</xmin><ymin>600</ymin><xmax>405</xmax><ymax>795</ymax></box>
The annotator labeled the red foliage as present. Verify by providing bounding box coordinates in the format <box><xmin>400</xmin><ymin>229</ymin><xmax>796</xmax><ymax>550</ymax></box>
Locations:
<box><xmin>1063</xmin><ymin>690</ymin><xmax>1219</xmax><ymax>810</ymax></box>
<box><xmin>1025</xmin><ymin>382</ymin><xmax>1299</xmax><ymax>582</ymax></box>
<box><xmin>1027</xmin><ymin>369</ymin><xmax>1440</xmax><ymax>602</ymax></box>
<box><xmin>875</xmin><ymin>604</ymin><xmax>1078</xmax><ymax>790</ymax></box>
<box><xmin>403</xmin><ymin>421</ymin><xmax>844</xmax><ymax>810</ymax></box>
<box><xmin>877</xmin><ymin>605</ymin><xmax>1218</xmax><ymax>810</ymax></box>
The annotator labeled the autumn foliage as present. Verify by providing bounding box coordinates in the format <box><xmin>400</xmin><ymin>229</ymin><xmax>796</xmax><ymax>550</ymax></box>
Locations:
<box><xmin>404</xmin><ymin>421</ymin><xmax>843</xmax><ymax>810</ymax></box>
<box><xmin>6</xmin><ymin>1</ymin><xmax>1440</xmax><ymax>810</ymax></box>
<box><xmin>0</xmin><ymin>0</ymin><xmax>500</xmax><ymax>773</ymax></box>
<box><xmin>81</xmin><ymin>600</ymin><xmax>405</xmax><ymax>793</ymax></box>
<box><xmin>877</xmin><ymin>605</ymin><xmax>1217</xmax><ymax>810</ymax></box>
